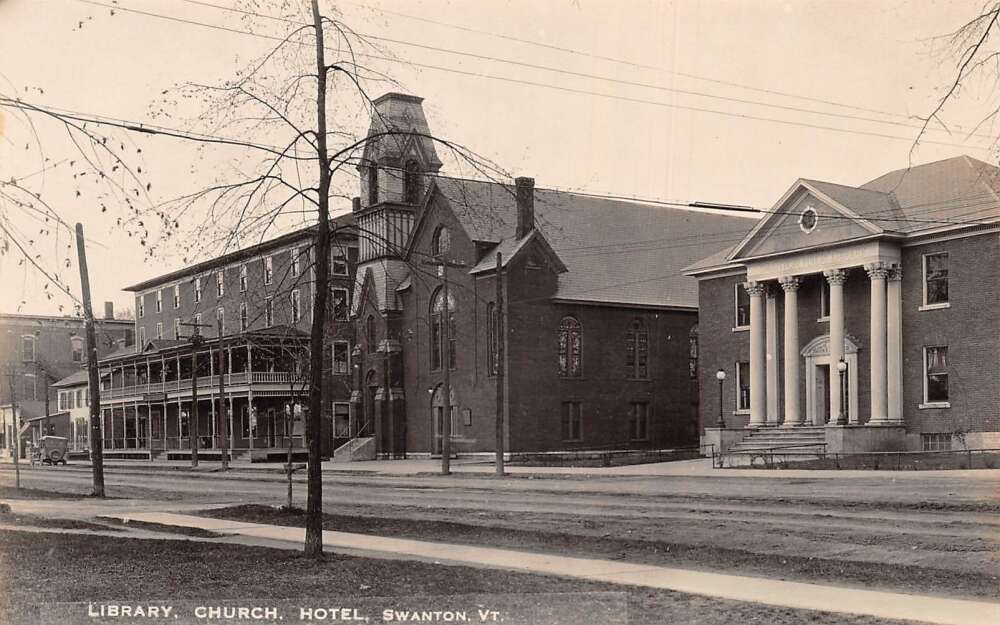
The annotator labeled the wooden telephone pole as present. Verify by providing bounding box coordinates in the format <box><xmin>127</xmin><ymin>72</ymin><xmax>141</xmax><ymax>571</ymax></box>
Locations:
<box><xmin>76</xmin><ymin>223</ymin><xmax>105</xmax><ymax>497</ymax></box>
<box><xmin>6</xmin><ymin>364</ymin><xmax>21</xmax><ymax>490</ymax></box>
<box><xmin>179</xmin><ymin>320</ymin><xmax>213</xmax><ymax>468</ymax></box>
<box><xmin>494</xmin><ymin>252</ymin><xmax>505</xmax><ymax>476</ymax></box>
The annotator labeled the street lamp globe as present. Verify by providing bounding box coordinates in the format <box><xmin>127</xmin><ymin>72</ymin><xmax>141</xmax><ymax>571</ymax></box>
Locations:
<box><xmin>716</xmin><ymin>369</ymin><xmax>726</xmax><ymax>381</ymax></box>
<box><xmin>837</xmin><ymin>359</ymin><xmax>848</xmax><ymax>373</ymax></box>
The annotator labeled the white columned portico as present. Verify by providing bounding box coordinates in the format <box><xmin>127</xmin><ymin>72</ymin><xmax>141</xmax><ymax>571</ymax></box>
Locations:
<box><xmin>765</xmin><ymin>287</ymin><xmax>780</xmax><ymax>426</ymax></box>
<box><xmin>885</xmin><ymin>265</ymin><xmax>904</xmax><ymax>424</ymax></box>
<box><xmin>779</xmin><ymin>276</ymin><xmax>802</xmax><ymax>426</ymax></box>
<box><xmin>824</xmin><ymin>269</ymin><xmax>848</xmax><ymax>426</ymax></box>
<box><xmin>866</xmin><ymin>262</ymin><xmax>889</xmax><ymax>424</ymax></box>
<box><xmin>745</xmin><ymin>281</ymin><xmax>768</xmax><ymax>427</ymax></box>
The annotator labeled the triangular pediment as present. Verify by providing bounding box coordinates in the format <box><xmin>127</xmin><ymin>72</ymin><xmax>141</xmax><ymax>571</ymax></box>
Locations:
<box><xmin>729</xmin><ymin>181</ymin><xmax>886</xmax><ymax>261</ymax></box>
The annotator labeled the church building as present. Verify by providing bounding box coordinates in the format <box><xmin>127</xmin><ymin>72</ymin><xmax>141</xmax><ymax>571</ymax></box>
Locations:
<box><xmin>349</xmin><ymin>93</ymin><xmax>754</xmax><ymax>457</ymax></box>
<box><xmin>686</xmin><ymin>155</ymin><xmax>1000</xmax><ymax>453</ymax></box>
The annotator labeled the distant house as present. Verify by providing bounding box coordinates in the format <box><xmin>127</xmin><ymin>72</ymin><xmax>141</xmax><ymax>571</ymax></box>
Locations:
<box><xmin>685</xmin><ymin>156</ymin><xmax>1000</xmax><ymax>453</ymax></box>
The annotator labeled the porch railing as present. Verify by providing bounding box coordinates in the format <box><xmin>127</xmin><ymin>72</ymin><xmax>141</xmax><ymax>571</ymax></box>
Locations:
<box><xmin>100</xmin><ymin>370</ymin><xmax>296</xmax><ymax>399</ymax></box>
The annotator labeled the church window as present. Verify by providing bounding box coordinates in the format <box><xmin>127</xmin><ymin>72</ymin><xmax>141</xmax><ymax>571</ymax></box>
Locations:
<box><xmin>366</xmin><ymin>315</ymin><xmax>377</xmax><ymax>352</ymax></box>
<box><xmin>430</xmin><ymin>289</ymin><xmax>456</xmax><ymax>370</ymax></box>
<box><xmin>735</xmin><ymin>284</ymin><xmax>750</xmax><ymax>328</ymax></box>
<box><xmin>923</xmin><ymin>253</ymin><xmax>949</xmax><ymax>307</ymax></box>
<box><xmin>403</xmin><ymin>159</ymin><xmax>421</xmax><ymax>204</ymax></box>
<box><xmin>432</xmin><ymin>226</ymin><xmax>451</xmax><ymax>258</ymax></box>
<box><xmin>626</xmin><ymin>319</ymin><xmax>648</xmax><ymax>379</ymax></box>
<box><xmin>558</xmin><ymin>316</ymin><xmax>582</xmax><ymax>377</ymax></box>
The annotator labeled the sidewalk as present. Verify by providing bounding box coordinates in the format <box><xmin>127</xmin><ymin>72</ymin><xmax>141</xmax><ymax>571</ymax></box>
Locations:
<box><xmin>88</xmin><ymin>509</ymin><xmax>998</xmax><ymax>625</ymax></box>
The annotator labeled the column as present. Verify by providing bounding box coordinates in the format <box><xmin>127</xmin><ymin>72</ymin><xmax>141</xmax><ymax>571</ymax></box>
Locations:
<box><xmin>866</xmin><ymin>263</ymin><xmax>889</xmax><ymax>424</ymax></box>
<box><xmin>765</xmin><ymin>286</ymin><xmax>779</xmax><ymax>425</ymax></box>
<box><xmin>825</xmin><ymin>269</ymin><xmax>848</xmax><ymax>425</ymax></box>
<box><xmin>779</xmin><ymin>276</ymin><xmax>803</xmax><ymax>426</ymax></box>
<box><xmin>745</xmin><ymin>281</ymin><xmax>768</xmax><ymax>427</ymax></box>
<box><xmin>886</xmin><ymin>265</ymin><xmax>904</xmax><ymax>424</ymax></box>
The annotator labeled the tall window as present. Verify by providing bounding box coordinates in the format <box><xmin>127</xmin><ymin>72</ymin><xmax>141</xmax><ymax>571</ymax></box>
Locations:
<box><xmin>629</xmin><ymin>402</ymin><xmax>649</xmax><ymax>441</ymax></box>
<box><xmin>366</xmin><ymin>315</ymin><xmax>377</xmax><ymax>352</ymax></box>
<box><xmin>193</xmin><ymin>313</ymin><xmax>202</xmax><ymax>335</ymax></box>
<box><xmin>432</xmin><ymin>226</ymin><xmax>451</xmax><ymax>258</ymax></box>
<box><xmin>561</xmin><ymin>401</ymin><xmax>582</xmax><ymax>441</ymax></box>
<box><xmin>819</xmin><ymin>278</ymin><xmax>831</xmax><ymax>319</ymax></box>
<box><xmin>430</xmin><ymin>289</ymin><xmax>457</xmax><ymax>370</ymax></box>
<box><xmin>137</xmin><ymin>297</ymin><xmax>144</xmax><ymax>318</ymax></box>
<box><xmin>333</xmin><ymin>341</ymin><xmax>350</xmax><ymax>375</ymax></box>
<box><xmin>174</xmin><ymin>318</ymin><xmax>181</xmax><ymax>340</ymax></box>
<box><xmin>291</xmin><ymin>290</ymin><xmax>301</xmax><ymax>323</ymax></box>
<box><xmin>403</xmin><ymin>159</ymin><xmax>421</xmax><ymax>204</ymax></box>
<box><xmin>924</xmin><ymin>346</ymin><xmax>949</xmax><ymax>404</ymax></box>
<box><xmin>688</xmin><ymin>325</ymin><xmax>698</xmax><ymax>379</ymax></box>
<box><xmin>239</xmin><ymin>303</ymin><xmax>248</xmax><ymax>331</ymax></box>
<box><xmin>332</xmin><ymin>288</ymin><xmax>349</xmax><ymax>321</ymax></box>
<box><xmin>156</xmin><ymin>322</ymin><xmax>163</xmax><ymax>340</ymax></box>
<box><xmin>923</xmin><ymin>253</ymin><xmax>949</xmax><ymax>306</ymax></box>
<box><xmin>264</xmin><ymin>257</ymin><xmax>273</xmax><ymax>285</ymax></box>
<box><xmin>239</xmin><ymin>265</ymin><xmax>248</xmax><ymax>292</ymax></box>
<box><xmin>194</xmin><ymin>277</ymin><xmax>203</xmax><ymax>303</ymax></box>
<box><xmin>264</xmin><ymin>298</ymin><xmax>274</xmax><ymax>327</ymax></box>
<box><xmin>156</xmin><ymin>290</ymin><xmax>163</xmax><ymax>313</ymax></box>
<box><xmin>173</xmin><ymin>284</ymin><xmax>180</xmax><ymax>309</ymax></box>
<box><xmin>486</xmin><ymin>302</ymin><xmax>499</xmax><ymax>376</ymax></box>
<box><xmin>291</xmin><ymin>250</ymin><xmax>300</xmax><ymax>277</ymax></box>
<box><xmin>20</xmin><ymin>335</ymin><xmax>35</xmax><ymax>362</ymax></box>
<box><xmin>735</xmin><ymin>284</ymin><xmax>750</xmax><ymax>327</ymax></box>
<box><xmin>368</xmin><ymin>164</ymin><xmax>379</xmax><ymax>205</ymax></box>
<box><xmin>138</xmin><ymin>326</ymin><xmax>146</xmax><ymax>348</ymax></box>
<box><xmin>626</xmin><ymin>319</ymin><xmax>649</xmax><ymax>379</ymax></box>
<box><xmin>557</xmin><ymin>316</ymin><xmax>582</xmax><ymax>377</ymax></box>
<box><xmin>736</xmin><ymin>361</ymin><xmax>751</xmax><ymax>411</ymax></box>
<box><xmin>216</xmin><ymin>270</ymin><xmax>225</xmax><ymax>297</ymax></box>
<box><xmin>216</xmin><ymin>307</ymin><xmax>224</xmax><ymax>335</ymax></box>
<box><xmin>332</xmin><ymin>248</ymin><xmax>349</xmax><ymax>276</ymax></box>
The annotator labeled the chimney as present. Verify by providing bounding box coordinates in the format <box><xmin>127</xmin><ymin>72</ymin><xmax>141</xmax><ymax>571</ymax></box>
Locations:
<box><xmin>515</xmin><ymin>177</ymin><xmax>535</xmax><ymax>239</ymax></box>
<box><xmin>103</xmin><ymin>301</ymin><xmax>114</xmax><ymax>320</ymax></box>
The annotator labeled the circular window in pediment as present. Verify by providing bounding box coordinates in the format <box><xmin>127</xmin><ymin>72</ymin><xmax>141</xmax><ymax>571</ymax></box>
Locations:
<box><xmin>799</xmin><ymin>206</ymin><xmax>818</xmax><ymax>233</ymax></box>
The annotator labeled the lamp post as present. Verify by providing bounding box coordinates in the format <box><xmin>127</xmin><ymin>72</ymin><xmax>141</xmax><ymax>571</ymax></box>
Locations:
<box><xmin>836</xmin><ymin>359</ymin><xmax>848</xmax><ymax>424</ymax></box>
<box><xmin>715</xmin><ymin>369</ymin><xmax>727</xmax><ymax>428</ymax></box>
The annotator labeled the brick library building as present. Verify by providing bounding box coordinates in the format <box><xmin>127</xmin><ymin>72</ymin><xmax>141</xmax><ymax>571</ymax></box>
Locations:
<box><xmin>686</xmin><ymin>156</ymin><xmax>1000</xmax><ymax>454</ymax></box>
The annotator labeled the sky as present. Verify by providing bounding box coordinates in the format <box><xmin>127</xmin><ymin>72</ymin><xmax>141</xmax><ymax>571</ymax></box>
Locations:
<box><xmin>0</xmin><ymin>0</ymin><xmax>996</xmax><ymax>316</ymax></box>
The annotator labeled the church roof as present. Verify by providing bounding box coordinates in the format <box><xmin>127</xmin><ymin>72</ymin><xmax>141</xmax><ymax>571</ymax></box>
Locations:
<box><xmin>434</xmin><ymin>177</ymin><xmax>757</xmax><ymax>308</ymax></box>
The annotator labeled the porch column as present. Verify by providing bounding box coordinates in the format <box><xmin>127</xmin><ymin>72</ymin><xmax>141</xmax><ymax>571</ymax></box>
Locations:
<box><xmin>886</xmin><ymin>265</ymin><xmax>904</xmax><ymax>423</ymax></box>
<box><xmin>825</xmin><ymin>269</ymin><xmax>848</xmax><ymax>425</ymax></box>
<box><xmin>779</xmin><ymin>276</ymin><xmax>803</xmax><ymax>426</ymax></box>
<box><xmin>866</xmin><ymin>263</ymin><xmax>889</xmax><ymax>424</ymax></box>
<box><xmin>745</xmin><ymin>281</ymin><xmax>768</xmax><ymax>427</ymax></box>
<box><xmin>765</xmin><ymin>286</ymin><xmax>779</xmax><ymax>426</ymax></box>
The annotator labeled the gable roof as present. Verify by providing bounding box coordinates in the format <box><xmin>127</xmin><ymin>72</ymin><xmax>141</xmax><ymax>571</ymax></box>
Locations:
<box><xmin>433</xmin><ymin>177</ymin><xmax>757</xmax><ymax>308</ymax></box>
<box><xmin>52</xmin><ymin>370</ymin><xmax>90</xmax><ymax>388</ymax></box>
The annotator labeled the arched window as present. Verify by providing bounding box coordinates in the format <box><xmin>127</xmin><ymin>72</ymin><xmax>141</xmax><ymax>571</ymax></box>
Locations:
<box><xmin>366</xmin><ymin>315</ymin><xmax>377</xmax><ymax>352</ymax></box>
<box><xmin>368</xmin><ymin>163</ymin><xmax>379</xmax><ymax>205</ymax></box>
<box><xmin>486</xmin><ymin>302</ymin><xmax>499</xmax><ymax>376</ymax></box>
<box><xmin>430</xmin><ymin>288</ymin><xmax>457</xmax><ymax>370</ymax></box>
<box><xmin>626</xmin><ymin>319</ymin><xmax>649</xmax><ymax>379</ymax></box>
<box><xmin>558</xmin><ymin>316</ymin><xmax>582</xmax><ymax>377</ymax></box>
<box><xmin>403</xmin><ymin>159</ymin><xmax>421</xmax><ymax>204</ymax></box>
<box><xmin>432</xmin><ymin>226</ymin><xmax>451</xmax><ymax>258</ymax></box>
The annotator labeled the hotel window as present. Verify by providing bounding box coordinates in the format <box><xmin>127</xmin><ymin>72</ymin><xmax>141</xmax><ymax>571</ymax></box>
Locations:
<box><xmin>71</xmin><ymin>336</ymin><xmax>84</xmax><ymax>363</ymax></box>
<box><xmin>332</xmin><ymin>248</ymin><xmax>349</xmax><ymax>276</ymax></box>
<box><xmin>240</xmin><ymin>303</ymin><xmax>248</xmax><ymax>331</ymax></box>
<box><xmin>174</xmin><ymin>318</ymin><xmax>181</xmax><ymax>340</ymax></box>
<box><xmin>557</xmin><ymin>316</ymin><xmax>582</xmax><ymax>378</ymax></box>
<box><xmin>628</xmin><ymin>402</ymin><xmax>649</xmax><ymax>441</ymax></box>
<box><xmin>626</xmin><ymin>318</ymin><xmax>649</xmax><ymax>379</ymax></box>
<box><xmin>156</xmin><ymin>290</ymin><xmax>162</xmax><ymax>313</ymax></box>
<box><xmin>21</xmin><ymin>335</ymin><xmax>35</xmax><ymax>362</ymax></box>
<box><xmin>922</xmin><ymin>433</ymin><xmax>952</xmax><ymax>451</ymax></box>
<box><xmin>193</xmin><ymin>313</ymin><xmax>202</xmax><ymax>335</ymax></box>
<box><xmin>139</xmin><ymin>326</ymin><xmax>146</xmax><ymax>348</ymax></box>
<box><xmin>819</xmin><ymin>279</ymin><xmax>831</xmax><ymax>319</ymax></box>
<box><xmin>137</xmin><ymin>297</ymin><xmax>144</xmax><ymax>318</ymax></box>
<box><xmin>923</xmin><ymin>253</ymin><xmax>949</xmax><ymax>306</ymax></box>
<box><xmin>216</xmin><ymin>307</ymin><xmax>224</xmax><ymax>335</ymax></box>
<box><xmin>264</xmin><ymin>298</ymin><xmax>274</xmax><ymax>327</ymax></box>
<box><xmin>216</xmin><ymin>270</ymin><xmax>225</xmax><ymax>297</ymax></box>
<box><xmin>736</xmin><ymin>361</ymin><xmax>751</xmax><ymax>411</ymax></box>
<box><xmin>333</xmin><ymin>341</ymin><xmax>350</xmax><ymax>375</ymax></box>
<box><xmin>734</xmin><ymin>284</ymin><xmax>750</xmax><ymax>328</ymax></box>
<box><xmin>924</xmin><ymin>346</ymin><xmax>949</xmax><ymax>404</ymax></box>
<box><xmin>291</xmin><ymin>290</ymin><xmax>301</xmax><ymax>323</ymax></box>
<box><xmin>239</xmin><ymin>265</ymin><xmax>248</xmax><ymax>292</ymax></box>
<box><xmin>156</xmin><ymin>322</ymin><xmax>163</xmax><ymax>340</ymax></box>
<box><xmin>173</xmin><ymin>284</ymin><xmax>180</xmax><ymax>309</ymax></box>
<box><xmin>194</xmin><ymin>277</ymin><xmax>203</xmax><ymax>303</ymax></box>
<box><xmin>561</xmin><ymin>401</ymin><xmax>583</xmax><ymax>442</ymax></box>
<box><xmin>332</xmin><ymin>288</ymin><xmax>349</xmax><ymax>321</ymax></box>
<box><xmin>264</xmin><ymin>257</ymin><xmax>273</xmax><ymax>286</ymax></box>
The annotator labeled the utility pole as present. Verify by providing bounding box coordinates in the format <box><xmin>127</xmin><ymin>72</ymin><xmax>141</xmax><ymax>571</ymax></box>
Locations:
<box><xmin>423</xmin><ymin>258</ymin><xmax>466</xmax><ymax>476</ymax></box>
<box><xmin>76</xmin><ymin>223</ymin><xmax>105</xmax><ymax>497</ymax></box>
<box><xmin>217</xmin><ymin>317</ymin><xmax>228</xmax><ymax>471</ymax></box>
<box><xmin>6</xmin><ymin>364</ymin><xmax>21</xmax><ymax>490</ymax></box>
<box><xmin>494</xmin><ymin>252</ymin><xmax>505</xmax><ymax>476</ymax></box>
<box><xmin>179</xmin><ymin>321</ymin><xmax>212</xmax><ymax>468</ymax></box>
